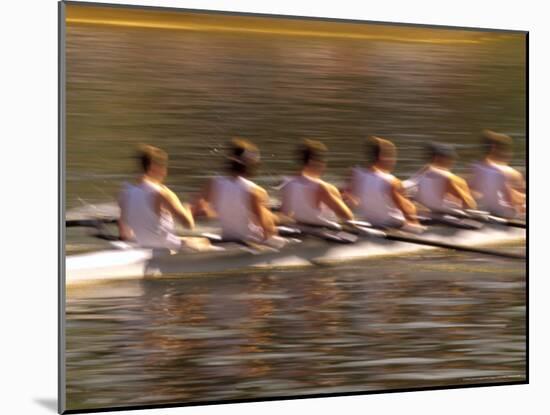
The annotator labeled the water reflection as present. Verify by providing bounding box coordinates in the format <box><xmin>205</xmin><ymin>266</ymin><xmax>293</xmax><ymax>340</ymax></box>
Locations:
<box><xmin>66</xmin><ymin>252</ymin><xmax>525</xmax><ymax>410</ymax></box>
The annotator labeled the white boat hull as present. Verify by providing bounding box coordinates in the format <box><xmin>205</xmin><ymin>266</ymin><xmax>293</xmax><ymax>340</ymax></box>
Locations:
<box><xmin>65</xmin><ymin>225</ymin><xmax>525</xmax><ymax>286</ymax></box>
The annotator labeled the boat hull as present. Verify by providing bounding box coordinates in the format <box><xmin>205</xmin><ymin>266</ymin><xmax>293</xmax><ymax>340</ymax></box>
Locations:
<box><xmin>66</xmin><ymin>225</ymin><xmax>525</xmax><ymax>286</ymax></box>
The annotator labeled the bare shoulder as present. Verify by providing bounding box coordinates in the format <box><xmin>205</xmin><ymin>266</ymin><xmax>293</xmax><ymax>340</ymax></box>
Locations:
<box><xmin>506</xmin><ymin>166</ymin><xmax>525</xmax><ymax>189</ymax></box>
<box><xmin>508</xmin><ymin>166</ymin><xmax>524</xmax><ymax>180</ymax></box>
<box><xmin>251</xmin><ymin>183</ymin><xmax>269</xmax><ymax>201</ymax></box>
<box><xmin>319</xmin><ymin>180</ymin><xmax>339</xmax><ymax>195</ymax></box>
<box><xmin>158</xmin><ymin>185</ymin><xmax>180</xmax><ymax>203</ymax></box>
<box><xmin>239</xmin><ymin>177</ymin><xmax>267</xmax><ymax>199</ymax></box>
<box><xmin>448</xmin><ymin>172</ymin><xmax>466</xmax><ymax>184</ymax></box>
<box><xmin>159</xmin><ymin>184</ymin><xmax>173</xmax><ymax>196</ymax></box>
<box><xmin>391</xmin><ymin>176</ymin><xmax>404</xmax><ymax>190</ymax></box>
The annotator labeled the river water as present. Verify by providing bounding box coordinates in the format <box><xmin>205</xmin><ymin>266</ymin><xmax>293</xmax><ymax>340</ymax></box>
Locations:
<box><xmin>64</xmin><ymin>11</ymin><xmax>526</xmax><ymax>412</ymax></box>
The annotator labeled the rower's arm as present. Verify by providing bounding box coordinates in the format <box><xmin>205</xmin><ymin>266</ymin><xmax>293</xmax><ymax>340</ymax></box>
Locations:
<box><xmin>192</xmin><ymin>179</ymin><xmax>218</xmax><ymax>219</ymax></box>
<box><xmin>447</xmin><ymin>176</ymin><xmax>477</xmax><ymax>209</ymax></box>
<box><xmin>509</xmin><ymin>169</ymin><xmax>526</xmax><ymax>192</ymax></box>
<box><xmin>390</xmin><ymin>179</ymin><xmax>419</xmax><ymax>224</ymax></box>
<box><xmin>159</xmin><ymin>187</ymin><xmax>195</xmax><ymax>230</ymax></box>
<box><xmin>319</xmin><ymin>182</ymin><xmax>354</xmax><ymax>221</ymax></box>
<box><xmin>250</xmin><ymin>186</ymin><xmax>277</xmax><ymax>239</ymax></box>
<box><xmin>505</xmin><ymin>169</ymin><xmax>526</xmax><ymax>208</ymax></box>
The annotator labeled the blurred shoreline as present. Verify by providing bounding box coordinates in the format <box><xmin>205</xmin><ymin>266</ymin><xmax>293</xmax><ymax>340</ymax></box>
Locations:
<box><xmin>66</xmin><ymin>4</ymin><xmax>524</xmax><ymax>44</ymax></box>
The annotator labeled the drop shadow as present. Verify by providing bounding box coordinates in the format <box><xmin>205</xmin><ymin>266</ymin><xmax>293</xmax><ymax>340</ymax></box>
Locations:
<box><xmin>34</xmin><ymin>398</ymin><xmax>57</xmax><ymax>412</ymax></box>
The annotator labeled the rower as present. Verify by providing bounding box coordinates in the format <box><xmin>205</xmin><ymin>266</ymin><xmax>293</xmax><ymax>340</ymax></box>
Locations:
<box><xmin>345</xmin><ymin>136</ymin><xmax>420</xmax><ymax>229</ymax></box>
<box><xmin>118</xmin><ymin>144</ymin><xmax>209</xmax><ymax>251</ymax></box>
<box><xmin>194</xmin><ymin>138</ymin><xmax>279</xmax><ymax>243</ymax></box>
<box><xmin>469</xmin><ymin>130</ymin><xmax>525</xmax><ymax>218</ymax></box>
<box><xmin>280</xmin><ymin>139</ymin><xmax>354</xmax><ymax>227</ymax></box>
<box><xmin>408</xmin><ymin>142</ymin><xmax>476</xmax><ymax>213</ymax></box>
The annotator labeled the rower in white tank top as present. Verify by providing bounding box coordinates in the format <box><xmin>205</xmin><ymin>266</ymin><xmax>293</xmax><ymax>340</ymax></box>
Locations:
<box><xmin>193</xmin><ymin>138</ymin><xmax>279</xmax><ymax>243</ymax></box>
<box><xmin>351</xmin><ymin>167</ymin><xmax>405</xmax><ymax>227</ymax></box>
<box><xmin>406</xmin><ymin>143</ymin><xmax>476</xmax><ymax>213</ymax></box>
<box><xmin>117</xmin><ymin>144</ymin><xmax>208</xmax><ymax>252</ymax></box>
<box><xmin>280</xmin><ymin>139</ymin><xmax>353</xmax><ymax>227</ymax></box>
<box><xmin>211</xmin><ymin>176</ymin><xmax>263</xmax><ymax>241</ymax></box>
<box><xmin>471</xmin><ymin>161</ymin><xmax>517</xmax><ymax>217</ymax></box>
<box><xmin>414</xmin><ymin>166</ymin><xmax>459</xmax><ymax>212</ymax></box>
<box><xmin>469</xmin><ymin>130</ymin><xmax>525</xmax><ymax>218</ymax></box>
<box><xmin>281</xmin><ymin>175</ymin><xmax>338</xmax><ymax>227</ymax></box>
<box><xmin>120</xmin><ymin>181</ymin><xmax>182</xmax><ymax>250</ymax></box>
<box><xmin>344</xmin><ymin>137</ymin><xmax>420</xmax><ymax>229</ymax></box>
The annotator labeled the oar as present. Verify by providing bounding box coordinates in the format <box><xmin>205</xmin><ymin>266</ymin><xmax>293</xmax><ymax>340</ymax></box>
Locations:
<box><xmin>66</xmin><ymin>218</ymin><xmax>118</xmax><ymax>228</ymax></box>
<box><xmin>428</xmin><ymin>208</ymin><xmax>526</xmax><ymax>229</ymax></box>
<box><xmin>291</xmin><ymin>223</ymin><xmax>358</xmax><ymax>244</ymax></box>
<box><xmin>417</xmin><ymin>214</ymin><xmax>483</xmax><ymax>230</ymax></box>
<box><xmin>345</xmin><ymin>224</ymin><xmax>525</xmax><ymax>260</ymax></box>
<box><xmin>463</xmin><ymin>210</ymin><xmax>526</xmax><ymax>229</ymax></box>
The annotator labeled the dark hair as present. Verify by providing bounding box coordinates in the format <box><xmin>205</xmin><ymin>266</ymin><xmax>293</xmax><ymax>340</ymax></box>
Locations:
<box><xmin>365</xmin><ymin>136</ymin><xmax>381</xmax><ymax>163</ymax></box>
<box><xmin>227</xmin><ymin>137</ymin><xmax>259</xmax><ymax>175</ymax></box>
<box><xmin>137</xmin><ymin>144</ymin><xmax>168</xmax><ymax>172</ymax></box>
<box><xmin>364</xmin><ymin>136</ymin><xmax>396</xmax><ymax>164</ymax></box>
<box><xmin>482</xmin><ymin>130</ymin><xmax>512</xmax><ymax>155</ymax></box>
<box><xmin>299</xmin><ymin>139</ymin><xmax>327</xmax><ymax>165</ymax></box>
<box><xmin>428</xmin><ymin>142</ymin><xmax>457</xmax><ymax>160</ymax></box>
<box><xmin>227</xmin><ymin>158</ymin><xmax>248</xmax><ymax>174</ymax></box>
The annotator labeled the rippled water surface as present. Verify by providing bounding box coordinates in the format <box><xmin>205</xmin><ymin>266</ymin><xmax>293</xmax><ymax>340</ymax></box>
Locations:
<box><xmin>64</xmin><ymin>11</ymin><xmax>526</xmax><ymax>412</ymax></box>
<box><xmin>66</xmin><ymin>251</ymin><xmax>526</xmax><ymax>410</ymax></box>
<box><xmin>65</xmin><ymin>21</ymin><xmax>525</xmax><ymax>209</ymax></box>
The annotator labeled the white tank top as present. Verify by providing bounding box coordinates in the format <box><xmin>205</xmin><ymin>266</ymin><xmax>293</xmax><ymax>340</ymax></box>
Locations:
<box><xmin>351</xmin><ymin>167</ymin><xmax>405</xmax><ymax>227</ymax></box>
<box><xmin>211</xmin><ymin>176</ymin><xmax>263</xmax><ymax>241</ymax></box>
<box><xmin>281</xmin><ymin>175</ymin><xmax>338</xmax><ymax>227</ymax></box>
<box><xmin>415</xmin><ymin>166</ymin><xmax>460</xmax><ymax>211</ymax></box>
<box><xmin>471</xmin><ymin>161</ymin><xmax>516</xmax><ymax>217</ymax></box>
<box><xmin>120</xmin><ymin>181</ymin><xmax>182</xmax><ymax>250</ymax></box>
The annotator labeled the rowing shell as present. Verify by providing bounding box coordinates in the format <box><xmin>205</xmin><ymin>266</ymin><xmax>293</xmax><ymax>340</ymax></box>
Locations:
<box><xmin>65</xmin><ymin>223</ymin><xmax>525</xmax><ymax>286</ymax></box>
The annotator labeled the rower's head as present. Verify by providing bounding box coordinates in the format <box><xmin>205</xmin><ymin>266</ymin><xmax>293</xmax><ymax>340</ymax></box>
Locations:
<box><xmin>137</xmin><ymin>144</ymin><xmax>168</xmax><ymax>182</ymax></box>
<box><xmin>227</xmin><ymin>138</ymin><xmax>261</xmax><ymax>177</ymax></box>
<box><xmin>299</xmin><ymin>139</ymin><xmax>327</xmax><ymax>176</ymax></box>
<box><xmin>482</xmin><ymin>130</ymin><xmax>513</xmax><ymax>162</ymax></box>
<box><xmin>428</xmin><ymin>142</ymin><xmax>457</xmax><ymax>169</ymax></box>
<box><xmin>366</xmin><ymin>136</ymin><xmax>397</xmax><ymax>171</ymax></box>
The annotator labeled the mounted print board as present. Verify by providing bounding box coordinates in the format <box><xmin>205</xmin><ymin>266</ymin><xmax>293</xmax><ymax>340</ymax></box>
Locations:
<box><xmin>59</xmin><ymin>1</ymin><xmax>527</xmax><ymax>413</ymax></box>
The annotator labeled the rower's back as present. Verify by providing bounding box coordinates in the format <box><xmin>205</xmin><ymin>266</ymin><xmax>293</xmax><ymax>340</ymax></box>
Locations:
<box><xmin>281</xmin><ymin>175</ymin><xmax>337</xmax><ymax>227</ymax></box>
<box><xmin>471</xmin><ymin>161</ymin><xmax>515</xmax><ymax>217</ymax></box>
<box><xmin>416</xmin><ymin>166</ymin><xmax>457</xmax><ymax>211</ymax></box>
<box><xmin>351</xmin><ymin>167</ymin><xmax>405</xmax><ymax>227</ymax></box>
<box><xmin>211</xmin><ymin>175</ymin><xmax>263</xmax><ymax>241</ymax></box>
<box><xmin>470</xmin><ymin>130</ymin><xmax>522</xmax><ymax>218</ymax></box>
<box><xmin>120</xmin><ymin>181</ymin><xmax>181</xmax><ymax>250</ymax></box>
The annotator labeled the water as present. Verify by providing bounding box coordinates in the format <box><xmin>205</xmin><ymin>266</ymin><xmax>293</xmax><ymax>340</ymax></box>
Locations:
<box><xmin>65</xmin><ymin>22</ymin><xmax>525</xmax><ymax>209</ymax></box>
<box><xmin>64</xmin><ymin>14</ymin><xmax>526</xmax><ymax>412</ymax></box>
<box><xmin>66</xmin><ymin>251</ymin><xmax>525</xmax><ymax>411</ymax></box>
